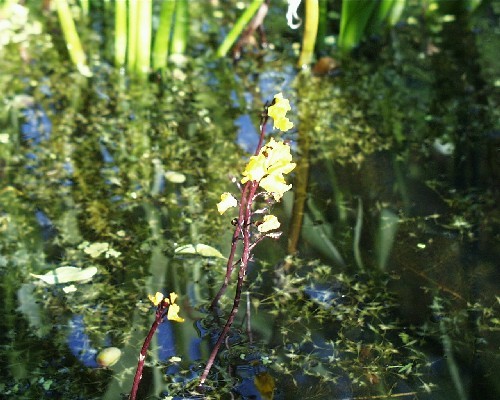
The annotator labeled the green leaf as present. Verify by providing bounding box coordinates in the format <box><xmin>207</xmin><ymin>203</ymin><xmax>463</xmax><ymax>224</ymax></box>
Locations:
<box><xmin>174</xmin><ymin>244</ymin><xmax>225</xmax><ymax>259</ymax></box>
<box><xmin>30</xmin><ymin>266</ymin><xmax>98</xmax><ymax>284</ymax></box>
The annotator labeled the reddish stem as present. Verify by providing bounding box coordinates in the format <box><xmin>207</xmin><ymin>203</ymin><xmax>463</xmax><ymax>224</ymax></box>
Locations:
<box><xmin>210</xmin><ymin>113</ymin><xmax>268</xmax><ymax>310</ymax></box>
<box><xmin>199</xmin><ymin>181</ymin><xmax>259</xmax><ymax>386</ymax></box>
<box><xmin>210</xmin><ymin>183</ymin><xmax>250</xmax><ymax>309</ymax></box>
<box><xmin>129</xmin><ymin>301</ymin><xmax>168</xmax><ymax>400</ymax></box>
<box><xmin>200</xmin><ymin>108</ymin><xmax>270</xmax><ymax>387</ymax></box>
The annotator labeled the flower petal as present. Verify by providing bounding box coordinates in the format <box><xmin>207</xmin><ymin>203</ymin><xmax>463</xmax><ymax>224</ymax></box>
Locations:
<box><xmin>167</xmin><ymin>302</ymin><xmax>185</xmax><ymax>322</ymax></box>
<box><xmin>260</xmin><ymin>174</ymin><xmax>292</xmax><ymax>201</ymax></box>
<box><xmin>258</xmin><ymin>214</ymin><xmax>281</xmax><ymax>233</ymax></box>
<box><xmin>217</xmin><ymin>192</ymin><xmax>238</xmax><ymax>214</ymax></box>
<box><xmin>267</xmin><ymin>93</ymin><xmax>294</xmax><ymax>132</ymax></box>
<box><xmin>241</xmin><ymin>154</ymin><xmax>267</xmax><ymax>184</ymax></box>
<box><xmin>148</xmin><ymin>292</ymin><xmax>164</xmax><ymax>306</ymax></box>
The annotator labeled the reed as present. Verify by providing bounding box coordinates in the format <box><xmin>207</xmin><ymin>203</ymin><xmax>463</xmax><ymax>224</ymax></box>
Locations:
<box><xmin>127</xmin><ymin>0</ymin><xmax>138</xmax><ymax>74</ymax></box>
<box><xmin>135</xmin><ymin>0</ymin><xmax>152</xmax><ymax>78</ymax></box>
<box><xmin>114</xmin><ymin>0</ymin><xmax>127</xmax><ymax>68</ymax></box>
<box><xmin>153</xmin><ymin>0</ymin><xmax>176</xmax><ymax>70</ymax></box>
<box><xmin>297</xmin><ymin>0</ymin><xmax>319</xmax><ymax>68</ymax></box>
<box><xmin>216</xmin><ymin>0</ymin><xmax>264</xmax><ymax>58</ymax></box>
<box><xmin>55</xmin><ymin>0</ymin><xmax>91</xmax><ymax>77</ymax></box>
<box><xmin>170</xmin><ymin>0</ymin><xmax>189</xmax><ymax>61</ymax></box>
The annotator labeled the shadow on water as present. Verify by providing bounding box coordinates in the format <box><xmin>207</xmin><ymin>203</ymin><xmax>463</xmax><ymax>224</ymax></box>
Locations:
<box><xmin>1</xmin><ymin>1</ymin><xmax>499</xmax><ymax>399</ymax></box>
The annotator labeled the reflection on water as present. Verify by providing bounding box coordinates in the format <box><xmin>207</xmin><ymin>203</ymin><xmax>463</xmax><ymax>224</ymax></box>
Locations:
<box><xmin>1</xmin><ymin>2</ymin><xmax>499</xmax><ymax>399</ymax></box>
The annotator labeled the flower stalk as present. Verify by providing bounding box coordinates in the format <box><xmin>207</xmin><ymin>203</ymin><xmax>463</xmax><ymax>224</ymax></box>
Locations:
<box><xmin>129</xmin><ymin>292</ymin><xmax>184</xmax><ymax>400</ymax></box>
<box><xmin>199</xmin><ymin>93</ymin><xmax>295</xmax><ymax>387</ymax></box>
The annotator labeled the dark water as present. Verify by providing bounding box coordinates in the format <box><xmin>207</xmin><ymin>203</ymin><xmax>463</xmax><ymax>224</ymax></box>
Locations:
<box><xmin>0</xmin><ymin>2</ymin><xmax>499</xmax><ymax>399</ymax></box>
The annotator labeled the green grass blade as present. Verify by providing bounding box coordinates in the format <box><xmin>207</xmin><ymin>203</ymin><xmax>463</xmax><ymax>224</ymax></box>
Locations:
<box><xmin>216</xmin><ymin>0</ymin><xmax>264</xmax><ymax>58</ymax></box>
<box><xmin>153</xmin><ymin>0</ymin><xmax>176</xmax><ymax>70</ymax></box>
<box><xmin>114</xmin><ymin>0</ymin><xmax>127</xmax><ymax>68</ymax></box>
<box><xmin>170</xmin><ymin>0</ymin><xmax>188</xmax><ymax>60</ymax></box>
<box><xmin>55</xmin><ymin>0</ymin><xmax>91</xmax><ymax>77</ymax></box>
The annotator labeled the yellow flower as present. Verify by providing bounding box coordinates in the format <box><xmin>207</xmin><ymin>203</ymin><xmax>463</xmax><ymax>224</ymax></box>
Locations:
<box><xmin>241</xmin><ymin>138</ymin><xmax>296</xmax><ymax>200</ymax></box>
<box><xmin>217</xmin><ymin>192</ymin><xmax>238</xmax><ymax>214</ymax></box>
<box><xmin>258</xmin><ymin>215</ymin><xmax>281</xmax><ymax>233</ymax></box>
<box><xmin>267</xmin><ymin>93</ymin><xmax>294</xmax><ymax>132</ymax></box>
<box><xmin>148</xmin><ymin>292</ymin><xmax>164</xmax><ymax>306</ymax></box>
<box><xmin>260</xmin><ymin>174</ymin><xmax>292</xmax><ymax>201</ymax></box>
<box><xmin>167</xmin><ymin>292</ymin><xmax>184</xmax><ymax>322</ymax></box>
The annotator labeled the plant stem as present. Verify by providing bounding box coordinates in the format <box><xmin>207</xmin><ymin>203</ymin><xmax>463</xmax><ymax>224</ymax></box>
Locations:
<box><xmin>127</xmin><ymin>0</ymin><xmax>138</xmax><ymax>74</ymax></box>
<box><xmin>170</xmin><ymin>0</ymin><xmax>189</xmax><ymax>59</ymax></box>
<box><xmin>129</xmin><ymin>302</ymin><xmax>167</xmax><ymax>400</ymax></box>
<box><xmin>216</xmin><ymin>0</ymin><xmax>264</xmax><ymax>58</ymax></box>
<box><xmin>210</xmin><ymin>113</ymin><xmax>269</xmax><ymax>310</ymax></box>
<box><xmin>135</xmin><ymin>0</ymin><xmax>152</xmax><ymax>79</ymax></box>
<box><xmin>114</xmin><ymin>0</ymin><xmax>127</xmax><ymax>68</ymax></box>
<box><xmin>297</xmin><ymin>0</ymin><xmax>319</xmax><ymax>68</ymax></box>
<box><xmin>201</xmin><ymin>111</ymin><xmax>270</xmax><ymax>387</ymax></box>
<box><xmin>153</xmin><ymin>0</ymin><xmax>176</xmax><ymax>71</ymax></box>
<box><xmin>210</xmin><ymin>183</ymin><xmax>249</xmax><ymax>309</ymax></box>
<box><xmin>55</xmin><ymin>0</ymin><xmax>91</xmax><ymax>77</ymax></box>
<box><xmin>199</xmin><ymin>181</ymin><xmax>259</xmax><ymax>386</ymax></box>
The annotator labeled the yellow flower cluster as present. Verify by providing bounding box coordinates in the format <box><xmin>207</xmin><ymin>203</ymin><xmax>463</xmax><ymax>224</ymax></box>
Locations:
<box><xmin>148</xmin><ymin>292</ymin><xmax>185</xmax><ymax>322</ymax></box>
<box><xmin>241</xmin><ymin>138</ymin><xmax>296</xmax><ymax>201</ymax></box>
<box><xmin>267</xmin><ymin>93</ymin><xmax>294</xmax><ymax>132</ymax></box>
<box><xmin>216</xmin><ymin>93</ymin><xmax>295</xmax><ymax>237</ymax></box>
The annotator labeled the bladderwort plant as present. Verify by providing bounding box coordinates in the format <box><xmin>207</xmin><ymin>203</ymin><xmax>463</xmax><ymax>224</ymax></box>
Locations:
<box><xmin>129</xmin><ymin>93</ymin><xmax>294</xmax><ymax>398</ymax></box>
<box><xmin>129</xmin><ymin>292</ymin><xmax>184</xmax><ymax>400</ymax></box>
<box><xmin>199</xmin><ymin>93</ymin><xmax>296</xmax><ymax>388</ymax></box>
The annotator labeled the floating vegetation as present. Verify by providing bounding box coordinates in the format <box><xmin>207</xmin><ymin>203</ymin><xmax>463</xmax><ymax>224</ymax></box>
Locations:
<box><xmin>0</xmin><ymin>1</ymin><xmax>498</xmax><ymax>399</ymax></box>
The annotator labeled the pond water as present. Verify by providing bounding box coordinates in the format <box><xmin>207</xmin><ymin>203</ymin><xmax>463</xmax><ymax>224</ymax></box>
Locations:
<box><xmin>1</xmin><ymin>1</ymin><xmax>499</xmax><ymax>400</ymax></box>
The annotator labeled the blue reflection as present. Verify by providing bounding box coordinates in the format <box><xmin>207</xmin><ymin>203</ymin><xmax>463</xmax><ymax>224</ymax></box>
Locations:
<box><xmin>66</xmin><ymin>315</ymin><xmax>99</xmax><ymax>368</ymax></box>
<box><xmin>21</xmin><ymin>105</ymin><xmax>52</xmax><ymax>144</ymax></box>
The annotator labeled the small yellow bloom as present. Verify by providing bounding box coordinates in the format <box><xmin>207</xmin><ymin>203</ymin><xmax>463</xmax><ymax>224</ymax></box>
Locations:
<box><xmin>267</xmin><ymin>93</ymin><xmax>294</xmax><ymax>132</ymax></box>
<box><xmin>167</xmin><ymin>303</ymin><xmax>185</xmax><ymax>322</ymax></box>
<box><xmin>169</xmin><ymin>292</ymin><xmax>179</xmax><ymax>304</ymax></box>
<box><xmin>258</xmin><ymin>215</ymin><xmax>281</xmax><ymax>233</ymax></box>
<box><xmin>274</xmin><ymin>116</ymin><xmax>294</xmax><ymax>132</ymax></box>
<box><xmin>260</xmin><ymin>174</ymin><xmax>292</xmax><ymax>201</ymax></box>
<box><xmin>148</xmin><ymin>292</ymin><xmax>164</xmax><ymax>306</ymax></box>
<box><xmin>217</xmin><ymin>192</ymin><xmax>238</xmax><ymax>214</ymax></box>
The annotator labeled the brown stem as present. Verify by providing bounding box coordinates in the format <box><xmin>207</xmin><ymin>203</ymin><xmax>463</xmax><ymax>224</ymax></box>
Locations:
<box><xmin>129</xmin><ymin>302</ymin><xmax>167</xmax><ymax>400</ymax></box>
<box><xmin>199</xmin><ymin>264</ymin><xmax>246</xmax><ymax>386</ymax></box>
<box><xmin>210</xmin><ymin>183</ymin><xmax>250</xmax><ymax>309</ymax></box>
<box><xmin>201</xmin><ymin>106</ymin><xmax>270</xmax><ymax>387</ymax></box>
<box><xmin>255</xmin><ymin>114</ymin><xmax>269</xmax><ymax>155</ymax></box>
<box><xmin>199</xmin><ymin>182</ymin><xmax>258</xmax><ymax>387</ymax></box>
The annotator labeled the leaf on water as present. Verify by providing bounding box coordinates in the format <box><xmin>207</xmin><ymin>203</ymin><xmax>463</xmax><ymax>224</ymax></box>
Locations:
<box><xmin>165</xmin><ymin>170</ymin><xmax>186</xmax><ymax>183</ymax></box>
<box><xmin>83</xmin><ymin>242</ymin><xmax>109</xmax><ymax>258</ymax></box>
<box><xmin>30</xmin><ymin>266</ymin><xmax>98</xmax><ymax>284</ymax></box>
<box><xmin>174</xmin><ymin>244</ymin><xmax>225</xmax><ymax>259</ymax></box>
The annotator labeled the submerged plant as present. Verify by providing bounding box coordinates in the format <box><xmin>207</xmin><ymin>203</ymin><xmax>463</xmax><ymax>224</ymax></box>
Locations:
<box><xmin>199</xmin><ymin>93</ymin><xmax>295</xmax><ymax>388</ymax></box>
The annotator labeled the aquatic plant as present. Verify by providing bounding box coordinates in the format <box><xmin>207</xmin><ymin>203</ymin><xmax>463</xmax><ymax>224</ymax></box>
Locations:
<box><xmin>54</xmin><ymin>0</ymin><xmax>92</xmax><ymax>77</ymax></box>
<box><xmin>129</xmin><ymin>291</ymin><xmax>184</xmax><ymax>400</ymax></box>
<box><xmin>198</xmin><ymin>93</ymin><xmax>295</xmax><ymax>388</ymax></box>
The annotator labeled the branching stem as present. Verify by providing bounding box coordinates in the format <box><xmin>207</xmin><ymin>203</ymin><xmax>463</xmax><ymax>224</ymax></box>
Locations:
<box><xmin>200</xmin><ymin>112</ymin><xmax>269</xmax><ymax>387</ymax></box>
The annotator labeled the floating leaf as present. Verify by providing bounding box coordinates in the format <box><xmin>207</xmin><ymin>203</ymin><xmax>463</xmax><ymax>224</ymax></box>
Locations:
<box><xmin>174</xmin><ymin>244</ymin><xmax>225</xmax><ymax>259</ymax></box>
<box><xmin>165</xmin><ymin>170</ymin><xmax>186</xmax><ymax>183</ymax></box>
<box><xmin>83</xmin><ymin>242</ymin><xmax>109</xmax><ymax>258</ymax></box>
<box><xmin>30</xmin><ymin>266</ymin><xmax>98</xmax><ymax>284</ymax></box>
<box><xmin>63</xmin><ymin>284</ymin><xmax>77</xmax><ymax>293</ymax></box>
